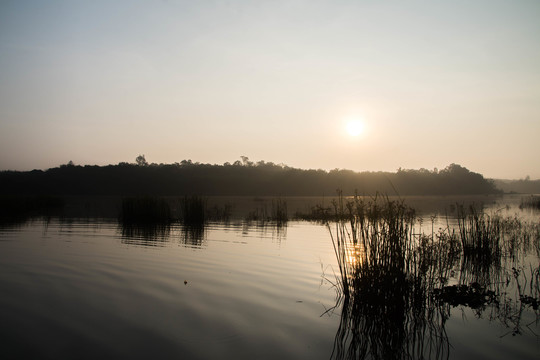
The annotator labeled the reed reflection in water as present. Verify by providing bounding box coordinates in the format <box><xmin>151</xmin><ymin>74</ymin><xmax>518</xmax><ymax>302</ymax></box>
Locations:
<box><xmin>118</xmin><ymin>196</ymin><xmax>207</xmax><ymax>247</ymax></box>
<box><xmin>120</xmin><ymin>223</ymin><xmax>171</xmax><ymax>247</ymax></box>
<box><xmin>119</xmin><ymin>221</ymin><xmax>210</xmax><ymax>248</ymax></box>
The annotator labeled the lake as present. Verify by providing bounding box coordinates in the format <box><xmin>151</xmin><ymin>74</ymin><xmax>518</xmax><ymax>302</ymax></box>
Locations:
<box><xmin>0</xmin><ymin>195</ymin><xmax>538</xmax><ymax>359</ymax></box>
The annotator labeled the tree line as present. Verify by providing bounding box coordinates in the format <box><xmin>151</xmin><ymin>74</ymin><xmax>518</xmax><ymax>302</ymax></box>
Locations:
<box><xmin>0</xmin><ymin>158</ymin><xmax>501</xmax><ymax>196</ymax></box>
<box><xmin>492</xmin><ymin>178</ymin><xmax>540</xmax><ymax>194</ymax></box>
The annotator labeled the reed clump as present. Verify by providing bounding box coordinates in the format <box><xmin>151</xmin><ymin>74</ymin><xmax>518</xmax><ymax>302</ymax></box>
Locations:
<box><xmin>121</xmin><ymin>223</ymin><xmax>171</xmax><ymax>243</ymax></box>
<box><xmin>120</xmin><ymin>197</ymin><xmax>172</xmax><ymax>224</ymax></box>
<box><xmin>519</xmin><ymin>196</ymin><xmax>540</xmax><ymax>210</ymax></box>
<box><xmin>457</xmin><ymin>205</ymin><xmax>502</xmax><ymax>265</ymax></box>
<box><xmin>245</xmin><ymin>207</ymin><xmax>268</xmax><ymax>222</ymax></box>
<box><xmin>0</xmin><ymin>195</ymin><xmax>65</xmax><ymax>223</ymax></box>
<box><xmin>328</xmin><ymin>192</ymin><xmax>419</xmax><ymax>298</ymax></box>
<box><xmin>327</xmin><ymin>192</ymin><xmax>454</xmax><ymax>360</ymax></box>
<box><xmin>206</xmin><ymin>203</ymin><xmax>233</xmax><ymax>222</ymax></box>
<box><xmin>271</xmin><ymin>198</ymin><xmax>288</xmax><ymax>225</ymax></box>
<box><xmin>326</xmin><ymin>193</ymin><xmax>539</xmax><ymax>358</ymax></box>
<box><xmin>295</xmin><ymin>204</ymin><xmax>348</xmax><ymax>222</ymax></box>
<box><xmin>245</xmin><ymin>197</ymin><xmax>288</xmax><ymax>226</ymax></box>
<box><xmin>180</xmin><ymin>196</ymin><xmax>207</xmax><ymax>225</ymax></box>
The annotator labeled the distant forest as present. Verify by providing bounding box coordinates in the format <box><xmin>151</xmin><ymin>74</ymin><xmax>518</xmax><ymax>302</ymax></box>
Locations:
<box><xmin>492</xmin><ymin>178</ymin><xmax>540</xmax><ymax>194</ymax></box>
<box><xmin>0</xmin><ymin>157</ymin><xmax>502</xmax><ymax>196</ymax></box>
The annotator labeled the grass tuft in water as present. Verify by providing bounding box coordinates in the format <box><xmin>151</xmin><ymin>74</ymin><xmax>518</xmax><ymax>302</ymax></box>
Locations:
<box><xmin>520</xmin><ymin>196</ymin><xmax>540</xmax><ymax>210</ymax></box>
<box><xmin>327</xmin><ymin>192</ymin><xmax>420</xmax><ymax>298</ymax></box>
<box><xmin>1</xmin><ymin>195</ymin><xmax>65</xmax><ymax>228</ymax></box>
<box><xmin>120</xmin><ymin>197</ymin><xmax>172</xmax><ymax>224</ymax></box>
<box><xmin>245</xmin><ymin>197</ymin><xmax>288</xmax><ymax>227</ymax></box>
<box><xmin>180</xmin><ymin>196</ymin><xmax>207</xmax><ymax>225</ymax></box>
<box><xmin>324</xmin><ymin>192</ymin><xmax>540</xmax><ymax>358</ymax></box>
<box><xmin>206</xmin><ymin>202</ymin><xmax>233</xmax><ymax>222</ymax></box>
<box><xmin>271</xmin><ymin>197</ymin><xmax>288</xmax><ymax>225</ymax></box>
<box><xmin>326</xmin><ymin>192</ymin><xmax>455</xmax><ymax>359</ymax></box>
<box><xmin>457</xmin><ymin>204</ymin><xmax>502</xmax><ymax>267</ymax></box>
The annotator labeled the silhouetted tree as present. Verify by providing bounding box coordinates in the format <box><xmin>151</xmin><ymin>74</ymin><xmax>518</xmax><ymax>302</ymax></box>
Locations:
<box><xmin>240</xmin><ymin>156</ymin><xmax>253</xmax><ymax>166</ymax></box>
<box><xmin>136</xmin><ymin>155</ymin><xmax>148</xmax><ymax>167</ymax></box>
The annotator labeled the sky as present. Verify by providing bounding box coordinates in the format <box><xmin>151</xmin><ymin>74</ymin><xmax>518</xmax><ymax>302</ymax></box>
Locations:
<box><xmin>1</xmin><ymin>0</ymin><xmax>539</xmax><ymax>179</ymax></box>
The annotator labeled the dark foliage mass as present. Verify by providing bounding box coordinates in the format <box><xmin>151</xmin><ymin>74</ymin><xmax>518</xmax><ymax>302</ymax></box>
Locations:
<box><xmin>0</xmin><ymin>195</ymin><xmax>64</xmax><ymax>226</ymax></box>
<box><xmin>493</xmin><ymin>178</ymin><xmax>540</xmax><ymax>194</ymax></box>
<box><xmin>0</xmin><ymin>160</ymin><xmax>500</xmax><ymax>196</ymax></box>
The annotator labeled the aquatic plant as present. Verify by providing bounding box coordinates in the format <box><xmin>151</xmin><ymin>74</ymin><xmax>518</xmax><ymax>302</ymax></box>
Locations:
<box><xmin>326</xmin><ymin>193</ymin><xmax>454</xmax><ymax>360</ymax></box>
<box><xmin>180</xmin><ymin>196</ymin><xmax>207</xmax><ymax>225</ymax></box>
<box><xmin>0</xmin><ymin>195</ymin><xmax>65</xmax><ymax>227</ymax></box>
<box><xmin>325</xmin><ymin>192</ymin><xmax>540</xmax><ymax>359</ymax></box>
<box><xmin>457</xmin><ymin>205</ymin><xmax>502</xmax><ymax>266</ymax></box>
<box><xmin>120</xmin><ymin>223</ymin><xmax>171</xmax><ymax>244</ymax></box>
<box><xmin>245</xmin><ymin>197</ymin><xmax>288</xmax><ymax>227</ymax></box>
<box><xmin>120</xmin><ymin>197</ymin><xmax>172</xmax><ymax>224</ymax></box>
<box><xmin>294</xmin><ymin>203</ymin><xmax>351</xmax><ymax>222</ymax></box>
<box><xmin>327</xmin><ymin>192</ymin><xmax>418</xmax><ymax>297</ymax></box>
<box><xmin>433</xmin><ymin>282</ymin><xmax>497</xmax><ymax>310</ymax></box>
<box><xmin>181</xmin><ymin>223</ymin><xmax>206</xmax><ymax>247</ymax></box>
<box><xmin>245</xmin><ymin>206</ymin><xmax>268</xmax><ymax>222</ymax></box>
<box><xmin>271</xmin><ymin>197</ymin><xmax>288</xmax><ymax>225</ymax></box>
<box><xmin>0</xmin><ymin>195</ymin><xmax>65</xmax><ymax>218</ymax></box>
<box><xmin>206</xmin><ymin>202</ymin><xmax>233</xmax><ymax>222</ymax></box>
<box><xmin>519</xmin><ymin>196</ymin><xmax>540</xmax><ymax>210</ymax></box>
<box><xmin>118</xmin><ymin>197</ymin><xmax>174</xmax><ymax>245</ymax></box>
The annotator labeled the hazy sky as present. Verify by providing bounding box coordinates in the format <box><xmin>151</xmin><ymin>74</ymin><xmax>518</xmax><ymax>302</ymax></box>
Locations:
<box><xmin>1</xmin><ymin>0</ymin><xmax>539</xmax><ymax>179</ymax></box>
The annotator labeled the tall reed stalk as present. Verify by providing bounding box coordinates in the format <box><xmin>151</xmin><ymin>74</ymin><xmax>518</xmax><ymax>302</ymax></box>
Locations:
<box><xmin>457</xmin><ymin>205</ymin><xmax>502</xmax><ymax>262</ymax></box>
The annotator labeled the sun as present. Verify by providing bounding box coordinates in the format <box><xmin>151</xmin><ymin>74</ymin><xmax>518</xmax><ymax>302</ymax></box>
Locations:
<box><xmin>346</xmin><ymin>119</ymin><xmax>364</xmax><ymax>136</ymax></box>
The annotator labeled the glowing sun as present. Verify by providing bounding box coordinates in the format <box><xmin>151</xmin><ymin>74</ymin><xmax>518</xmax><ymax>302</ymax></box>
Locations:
<box><xmin>346</xmin><ymin>119</ymin><xmax>364</xmax><ymax>136</ymax></box>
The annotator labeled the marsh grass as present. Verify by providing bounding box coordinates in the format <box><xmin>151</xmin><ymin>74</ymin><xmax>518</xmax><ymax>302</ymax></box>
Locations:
<box><xmin>327</xmin><ymin>192</ymin><xmax>420</xmax><ymax>298</ymax></box>
<box><xmin>180</xmin><ymin>196</ymin><xmax>207</xmax><ymax>225</ymax></box>
<box><xmin>206</xmin><ymin>202</ymin><xmax>233</xmax><ymax>222</ymax></box>
<box><xmin>457</xmin><ymin>205</ymin><xmax>502</xmax><ymax>264</ymax></box>
<box><xmin>0</xmin><ymin>196</ymin><xmax>65</xmax><ymax>228</ymax></box>
<box><xmin>294</xmin><ymin>204</ymin><xmax>345</xmax><ymax>222</ymax></box>
<box><xmin>520</xmin><ymin>196</ymin><xmax>540</xmax><ymax>210</ymax></box>
<box><xmin>119</xmin><ymin>196</ymin><xmax>232</xmax><ymax>246</ymax></box>
<box><xmin>245</xmin><ymin>206</ymin><xmax>268</xmax><ymax>222</ymax></box>
<box><xmin>326</xmin><ymin>193</ymin><xmax>455</xmax><ymax>359</ymax></box>
<box><xmin>271</xmin><ymin>198</ymin><xmax>288</xmax><ymax>225</ymax></box>
<box><xmin>324</xmin><ymin>192</ymin><xmax>540</xmax><ymax>359</ymax></box>
<box><xmin>180</xmin><ymin>224</ymin><xmax>206</xmax><ymax>247</ymax></box>
<box><xmin>456</xmin><ymin>205</ymin><xmax>540</xmax><ymax>287</ymax></box>
<box><xmin>118</xmin><ymin>197</ymin><xmax>175</xmax><ymax>244</ymax></box>
<box><xmin>0</xmin><ymin>195</ymin><xmax>65</xmax><ymax>218</ymax></box>
<box><xmin>484</xmin><ymin>264</ymin><xmax>540</xmax><ymax>337</ymax></box>
<box><xmin>178</xmin><ymin>196</ymin><xmax>233</xmax><ymax>224</ymax></box>
<box><xmin>245</xmin><ymin>197</ymin><xmax>288</xmax><ymax>227</ymax></box>
<box><xmin>120</xmin><ymin>223</ymin><xmax>171</xmax><ymax>244</ymax></box>
<box><xmin>450</xmin><ymin>212</ymin><xmax>540</xmax><ymax>336</ymax></box>
<box><xmin>120</xmin><ymin>197</ymin><xmax>172</xmax><ymax>224</ymax></box>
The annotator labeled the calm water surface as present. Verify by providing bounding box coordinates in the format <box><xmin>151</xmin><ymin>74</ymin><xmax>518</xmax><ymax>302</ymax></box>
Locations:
<box><xmin>0</xmin><ymin>195</ymin><xmax>539</xmax><ymax>359</ymax></box>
